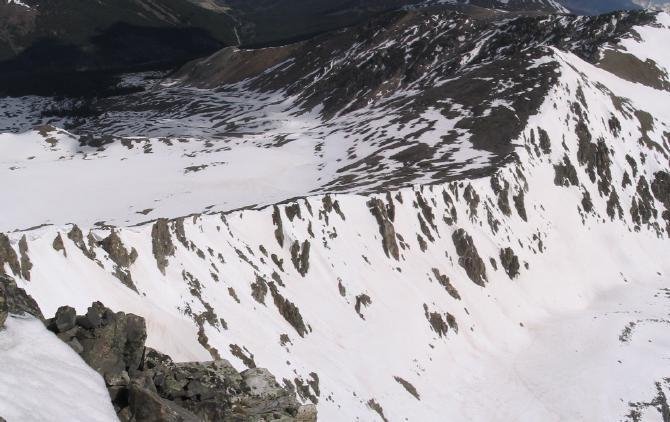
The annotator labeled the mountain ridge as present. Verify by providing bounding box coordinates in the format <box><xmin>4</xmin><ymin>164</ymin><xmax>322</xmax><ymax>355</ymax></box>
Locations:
<box><xmin>1</xmin><ymin>4</ymin><xmax>670</xmax><ymax>422</ymax></box>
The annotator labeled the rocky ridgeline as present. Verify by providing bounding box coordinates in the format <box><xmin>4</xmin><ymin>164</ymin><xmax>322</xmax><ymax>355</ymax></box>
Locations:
<box><xmin>0</xmin><ymin>275</ymin><xmax>316</xmax><ymax>422</ymax></box>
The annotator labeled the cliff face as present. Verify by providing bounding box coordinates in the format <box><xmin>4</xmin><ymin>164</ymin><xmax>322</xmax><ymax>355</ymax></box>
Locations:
<box><xmin>1</xmin><ymin>7</ymin><xmax>670</xmax><ymax>422</ymax></box>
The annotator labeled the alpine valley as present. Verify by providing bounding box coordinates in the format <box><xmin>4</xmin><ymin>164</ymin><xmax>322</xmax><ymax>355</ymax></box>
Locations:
<box><xmin>1</xmin><ymin>1</ymin><xmax>670</xmax><ymax>422</ymax></box>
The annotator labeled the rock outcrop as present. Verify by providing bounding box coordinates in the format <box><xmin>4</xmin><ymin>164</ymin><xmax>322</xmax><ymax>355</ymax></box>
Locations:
<box><xmin>451</xmin><ymin>229</ymin><xmax>487</xmax><ymax>286</ymax></box>
<box><xmin>45</xmin><ymin>302</ymin><xmax>315</xmax><ymax>422</ymax></box>
<box><xmin>0</xmin><ymin>274</ymin><xmax>44</xmax><ymax>328</ymax></box>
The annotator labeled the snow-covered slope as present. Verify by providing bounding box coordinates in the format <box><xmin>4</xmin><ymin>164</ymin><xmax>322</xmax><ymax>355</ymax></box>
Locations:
<box><xmin>1</xmin><ymin>8</ymin><xmax>670</xmax><ymax>422</ymax></box>
<box><xmin>0</xmin><ymin>315</ymin><xmax>117</xmax><ymax>422</ymax></box>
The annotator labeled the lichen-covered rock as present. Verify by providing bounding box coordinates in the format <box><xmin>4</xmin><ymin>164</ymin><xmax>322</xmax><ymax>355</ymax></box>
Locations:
<box><xmin>451</xmin><ymin>229</ymin><xmax>487</xmax><ymax>286</ymax></box>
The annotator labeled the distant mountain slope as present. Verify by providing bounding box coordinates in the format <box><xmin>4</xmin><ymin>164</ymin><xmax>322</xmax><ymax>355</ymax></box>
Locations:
<box><xmin>560</xmin><ymin>0</ymin><xmax>641</xmax><ymax>14</ymax></box>
<box><xmin>224</xmin><ymin>0</ymin><xmax>568</xmax><ymax>47</ymax></box>
<box><xmin>0</xmin><ymin>0</ymin><xmax>238</xmax><ymax>95</ymax></box>
<box><xmin>1</xmin><ymin>3</ymin><xmax>670</xmax><ymax>421</ymax></box>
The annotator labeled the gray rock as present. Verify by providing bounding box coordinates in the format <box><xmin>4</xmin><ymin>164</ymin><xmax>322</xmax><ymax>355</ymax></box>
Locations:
<box><xmin>0</xmin><ymin>274</ymin><xmax>44</xmax><ymax>322</ymax></box>
<box><xmin>54</xmin><ymin>305</ymin><xmax>77</xmax><ymax>332</ymax></box>
<box><xmin>125</xmin><ymin>376</ymin><xmax>200</xmax><ymax>422</ymax></box>
<box><xmin>0</xmin><ymin>286</ymin><xmax>7</xmax><ymax>329</ymax></box>
<box><xmin>46</xmin><ymin>302</ymin><xmax>307</xmax><ymax>422</ymax></box>
<box><xmin>451</xmin><ymin>229</ymin><xmax>487</xmax><ymax>286</ymax></box>
<box><xmin>500</xmin><ymin>247</ymin><xmax>520</xmax><ymax>279</ymax></box>
<box><xmin>67</xmin><ymin>338</ymin><xmax>85</xmax><ymax>354</ymax></box>
<box><xmin>47</xmin><ymin>301</ymin><xmax>147</xmax><ymax>379</ymax></box>
<box><xmin>296</xmin><ymin>404</ymin><xmax>318</xmax><ymax>422</ymax></box>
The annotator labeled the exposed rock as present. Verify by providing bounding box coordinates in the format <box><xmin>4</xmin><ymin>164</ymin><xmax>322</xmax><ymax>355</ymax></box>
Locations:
<box><xmin>417</xmin><ymin>234</ymin><xmax>428</xmax><ymax>252</ymax></box>
<box><xmin>499</xmin><ymin>247</ymin><xmax>520</xmax><ymax>279</ymax></box>
<box><xmin>576</xmin><ymin>121</ymin><xmax>612</xmax><ymax>196</ymax></box>
<box><xmin>124</xmin><ymin>375</ymin><xmax>201</xmax><ymax>422</ymax></box>
<box><xmin>173</xmin><ymin>218</ymin><xmax>191</xmax><ymax>250</ymax></box>
<box><xmin>48</xmin><ymin>302</ymin><xmax>146</xmax><ymax>379</ymax></box>
<box><xmin>513</xmin><ymin>191</ymin><xmax>528</xmax><ymax>222</ymax></box>
<box><xmin>251</xmin><ymin>275</ymin><xmax>268</xmax><ymax>305</ymax></box>
<box><xmin>607</xmin><ymin>190</ymin><xmax>624</xmax><ymax>220</ymax></box>
<box><xmin>100</xmin><ymin>230</ymin><xmax>138</xmax><ymax>291</ymax></box>
<box><xmin>52</xmin><ymin>233</ymin><xmax>67</xmax><ymax>257</ymax></box>
<box><xmin>416</xmin><ymin>192</ymin><xmax>436</xmax><ymax>231</ymax></box>
<box><xmin>151</xmin><ymin>219</ymin><xmax>175</xmax><ymax>275</ymax></box>
<box><xmin>463</xmin><ymin>184</ymin><xmax>480</xmax><ymax>218</ymax></box>
<box><xmin>45</xmin><ymin>302</ymin><xmax>309</xmax><ymax>421</ymax></box>
<box><xmin>0</xmin><ymin>233</ymin><xmax>20</xmax><ymax>276</ymax></box>
<box><xmin>490</xmin><ymin>176</ymin><xmax>512</xmax><ymax>217</ymax></box>
<box><xmin>367</xmin><ymin>398</ymin><xmax>389</xmax><ymax>422</ymax></box>
<box><xmin>53</xmin><ymin>305</ymin><xmax>76</xmax><ymax>332</ymax></box>
<box><xmin>296</xmin><ymin>404</ymin><xmax>318</xmax><ymax>422</ymax></box>
<box><xmin>451</xmin><ymin>229</ymin><xmax>487</xmax><ymax>286</ymax></box>
<box><xmin>229</xmin><ymin>344</ymin><xmax>257</xmax><ymax>369</ymax></box>
<box><xmin>368</xmin><ymin>198</ymin><xmax>400</xmax><ymax>260</ymax></box>
<box><xmin>635</xmin><ymin>177</ymin><xmax>657</xmax><ymax>224</ymax></box>
<box><xmin>269</xmin><ymin>282</ymin><xmax>308</xmax><ymax>337</ymax></box>
<box><xmin>538</xmin><ymin>128</ymin><xmax>551</xmax><ymax>154</ymax></box>
<box><xmin>0</xmin><ymin>288</ymin><xmax>6</xmax><ymax>328</ymax></box>
<box><xmin>272</xmin><ymin>205</ymin><xmax>285</xmax><ymax>247</ymax></box>
<box><xmin>355</xmin><ymin>293</ymin><xmax>372</xmax><ymax>319</ymax></box>
<box><xmin>394</xmin><ymin>376</ymin><xmax>420</xmax><ymax>400</ymax></box>
<box><xmin>0</xmin><ymin>274</ymin><xmax>44</xmax><ymax>325</ymax></box>
<box><xmin>651</xmin><ymin>171</ymin><xmax>670</xmax><ymax>210</ymax></box>
<box><xmin>18</xmin><ymin>235</ymin><xmax>32</xmax><ymax>281</ymax></box>
<box><xmin>67</xmin><ymin>225</ymin><xmax>96</xmax><ymax>259</ymax></box>
<box><xmin>446</xmin><ymin>313</ymin><xmax>458</xmax><ymax>333</ymax></box>
<box><xmin>581</xmin><ymin>190</ymin><xmax>594</xmax><ymax>213</ymax></box>
<box><xmin>423</xmin><ymin>304</ymin><xmax>449</xmax><ymax>338</ymax></box>
<box><xmin>553</xmin><ymin>155</ymin><xmax>579</xmax><ymax>187</ymax></box>
<box><xmin>285</xmin><ymin>203</ymin><xmax>302</xmax><ymax>222</ymax></box>
<box><xmin>100</xmin><ymin>230</ymin><xmax>135</xmax><ymax>268</ymax></box>
<box><xmin>651</xmin><ymin>171</ymin><xmax>670</xmax><ymax>234</ymax></box>
<box><xmin>290</xmin><ymin>240</ymin><xmax>311</xmax><ymax>277</ymax></box>
<box><xmin>431</xmin><ymin>268</ymin><xmax>461</xmax><ymax>300</ymax></box>
<box><xmin>441</xmin><ymin>190</ymin><xmax>458</xmax><ymax>225</ymax></box>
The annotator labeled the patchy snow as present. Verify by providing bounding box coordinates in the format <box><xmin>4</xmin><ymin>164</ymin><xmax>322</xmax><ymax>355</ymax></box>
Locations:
<box><xmin>0</xmin><ymin>9</ymin><xmax>669</xmax><ymax>422</ymax></box>
<box><xmin>0</xmin><ymin>316</ymin><xmax>118</xmax><ymax>422</ymax></box>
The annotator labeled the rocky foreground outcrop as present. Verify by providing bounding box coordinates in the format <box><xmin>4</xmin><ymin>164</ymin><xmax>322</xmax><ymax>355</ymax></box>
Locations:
<box><xmin>0</xmin><ymin>275</ymin><xmax>316</xmax><ymax>422</ymax></box>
